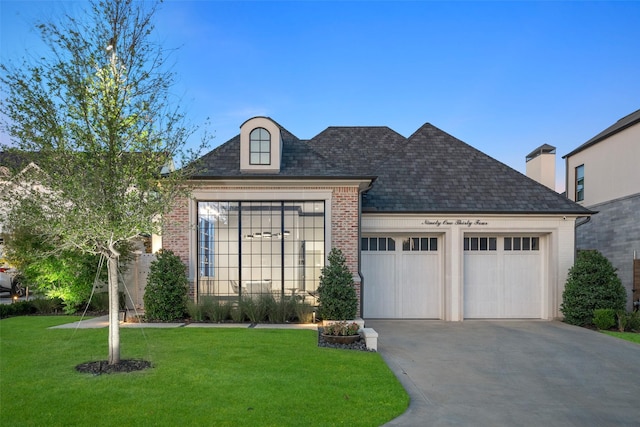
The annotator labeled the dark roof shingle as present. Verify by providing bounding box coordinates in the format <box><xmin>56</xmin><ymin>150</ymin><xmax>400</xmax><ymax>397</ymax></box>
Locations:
<box><xmin>192</xmin><ymin>120</ymin><xmax>591</xmax><ymax>215</ymax></box>
<box><xmin>356</xmin><ymin>123</ymin><xmax>590</xmax><ymax>214</ymax></box>
<box><xmin>192</xmin><ymin>125</ymin><xmax>367</xmax><ymax>179</ymax></box>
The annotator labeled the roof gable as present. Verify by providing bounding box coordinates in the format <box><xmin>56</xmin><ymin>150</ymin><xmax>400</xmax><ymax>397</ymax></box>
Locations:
<box><xmin>361</xmin><ymin>123</ymin><xmax>590</xmax><ymax>214</ymax></box>
<box><xmin>192</xmin><ymin>123</ymin><xmax>364</xmax><ymax>179</ymax></box>
<box><xmin>563</xmin><ymin>108</ymin><xmax>640</xmax><ymax>158</ymax></box>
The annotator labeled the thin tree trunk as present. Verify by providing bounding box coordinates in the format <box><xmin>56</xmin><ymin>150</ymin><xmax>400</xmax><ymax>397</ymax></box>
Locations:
<box><xmin>107</xmin><ymin>253</ymin><xmax>120</xmax><ymax>365</ymax></box>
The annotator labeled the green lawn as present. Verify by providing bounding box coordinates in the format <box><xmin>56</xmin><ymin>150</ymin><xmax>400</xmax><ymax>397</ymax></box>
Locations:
<box><xmin>0</xmin><ymin>316</ymin><xmax>408</xmax><ymax>427</ymax></box>
<box><xmin>602</xmin><ymin>330</ymin><xmax>640</xmax><ymax>344</ymax></box>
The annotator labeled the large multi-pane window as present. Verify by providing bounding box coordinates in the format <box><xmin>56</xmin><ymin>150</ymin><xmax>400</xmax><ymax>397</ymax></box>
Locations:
<box><xmin>197</xmin><ymin>201</ymin><xmax>325</xmax><ymax>300</ymax></box>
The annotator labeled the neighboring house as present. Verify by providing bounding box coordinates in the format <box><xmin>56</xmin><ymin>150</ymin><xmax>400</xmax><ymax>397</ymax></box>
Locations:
<box><xmin>163</xmin><ymin>116</ymin><xmax>591</xmax><ymax>321</ymax></box>
<box><xmin>563</xmin><ymin>109</ymin><xmax>640</xmax><ymax>310</ymax></box>
<box><xmin>0</xmin><ymin>151</ymin><xmax>161</xmax><ymax>309</ymax></box>
<box><xmin>0</xmin><ymin>152</ymin><xmax>42</xmax><ymax>266</ymax></box>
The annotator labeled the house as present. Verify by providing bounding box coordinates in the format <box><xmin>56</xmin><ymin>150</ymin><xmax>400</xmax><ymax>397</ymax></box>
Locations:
<box><xmin>162</xmin><ymin>116</ymin><xmax>592</xmax><ymax>321</ymax></box>
<box><xmin>563</xmin><ymin>109</ymin><xmax>640</xmax><ymax>310</ymax></box>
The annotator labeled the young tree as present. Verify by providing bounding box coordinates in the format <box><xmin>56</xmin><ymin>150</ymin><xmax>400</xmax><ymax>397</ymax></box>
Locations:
<box><xmin>0</xmin><ymin>0</ymin><xmax>206</xmax><ymax>364</ymax></box>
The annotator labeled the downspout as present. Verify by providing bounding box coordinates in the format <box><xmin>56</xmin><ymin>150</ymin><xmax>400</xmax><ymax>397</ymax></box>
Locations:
<box><xmin>574</xmin><ymin>215</ymin><xmax>592</xmax><ymax>260</ymax></box>
<box><xmin>357</xmin><ymin>179</ymin><xmax>375</xmax><ymax>319</ymax></box>
<box><xmin>565</xmin><ymin>155</ymin><xmax>570</xmax><ymax>202</ymax></box>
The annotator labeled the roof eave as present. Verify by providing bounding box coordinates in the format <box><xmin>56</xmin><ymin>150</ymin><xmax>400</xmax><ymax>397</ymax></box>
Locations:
<box><xmin>361</xmin><ymin>208</ymin><xmax>595</xmax><ymax>216</ymax></box>
<box><xmin>563</xmin><ymin>110</ymin><xmax>640</xmax><ymax>159</ymax></box>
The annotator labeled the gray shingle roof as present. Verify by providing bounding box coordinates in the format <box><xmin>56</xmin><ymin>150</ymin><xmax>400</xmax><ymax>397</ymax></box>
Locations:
<box><xmin>0</xmin><ymin>151</ymin><xmax>38</xmax><ymax>172</ymax></box>
<box><xmin>356</xmin><ymin>123</ymin><xmax>590</xmax><ymax>214</ymax></box>
<box><xmin>192</xmin><ymin>120</ymin><xmax>591</xmax><ymax>215</ymax></box>
<box><xmin>192</xmin><ymin>125</ymin><xmax>367</xmax><ymax>179</ymax></box>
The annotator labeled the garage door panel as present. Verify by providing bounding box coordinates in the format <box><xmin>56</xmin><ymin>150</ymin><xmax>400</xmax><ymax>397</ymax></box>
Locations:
<box><xmin>401</xmin><ymin>253</ymin><xmax>441</xmax><ymax>318</ymax></box>
<box><xmin>503</xmin><ymin>254</ymin><xmax>541</xmax><ymax>318</ymax></box>
<box><xmin>363</xmin><ymin>235</ymin><xmax>442</xmax><ymax>319</ymax></box>
<box><xmin>464</xmin><ymin>235</ymin><xmax>543</xmax><ymax>319</ymax></box>
<box><xmin>464</xmin><ymin>254</ymin><xmax>500</xmax><ymax>318</ymax></box>
<box><xmin>363</xmin><ymin>253</ymin><xmax>397</xmax><ymax>318</ymax></box>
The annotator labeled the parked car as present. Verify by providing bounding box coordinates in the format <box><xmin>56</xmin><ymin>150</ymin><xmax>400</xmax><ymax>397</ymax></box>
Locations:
<box><xmin>0</xmin><ymin>267</ymin><xmax>24</xmax><ymax>297</ymax></box>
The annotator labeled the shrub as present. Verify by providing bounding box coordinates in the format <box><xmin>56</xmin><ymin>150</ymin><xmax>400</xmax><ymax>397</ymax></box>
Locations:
<box><xmin>201</xmin><ymin>297</ymin><xmax>231</xmax><ymax>322</ymax></box>
<box><xmin>0</xmin><ymin>301</ymin><xmax>37</xmax><ymax>318</ymax></box>
<box><xmin>616</xmin><ymin>311</ymin><xmax>640</xmax><ymax>332</ymax></box>
<box><xmin>230</xmin><ymin>305</ymin><xmax>245</xmax><ymax>323</ymax></box>
<box><xmin>628</xmin><ymin>311</ymin><xmax>640</xmax><ymax>332</ymax></box>
<box><xmin>185</xmin><ymin>294</ymin><xmax>314</xmax><ymax>324</ymax></box>
<box><xmin>592</xmin><ymin>308</ymin><xmax>616</xmax><ymax>330</ymax></box>
<box><xmin>289</xmin><ymin>297</ymin><xmax>314</xmax><ymax>323</ymax></box>
<box><xmin>143</xmin><ymin>250</ymin><xmax>189</xmax><ymax>322</ymax></box>
<box><xmin>88</xmin><ymin>292</ymin><xmax>110</xmax><ymax>312</ymax></box>
<box><xmin>186</xmin><ymin>300</ymin><xmax>204</xmax><ymax>322</ymax></box>
<box><xmin>3</xmin><ymin>227</ymin><xmax>132</xmax><ymax>314</ymax></box>
<box><xmin>240</xmin><ymin>296</ymin><xmax>267</xmax><ymax>324</ymax></box>
<box><xmin>31</xmin><ymin>297</ymin><xmax>63</xmax><ymax>314</ymax></box>
<box><xmin>317</xmin><ymin>248</ymin><xmax>358</xmax><ymax>320</ymax></box>
<box><xmin>561</xmin><ymin>250</ymin><xmax>627</xmax><ymax>326</ymax></box>
<box><xmin>0</xmin><ymin>304</ymin><xmax>11</xmax><ymax>318</ymax></box>
<box><xmin>323</xmin><ymin>321</ymin><xmax>360</xmax><ymax>336</ymax></box>
<box><xmin>616</xmin><ymin>310</ymin><xmax>628</xmax><ymax>332</ymax></box>
<box><xmin>264</xmin><ymin>296</ymin><xmax>288</xmax><ymax>323</ymax></box>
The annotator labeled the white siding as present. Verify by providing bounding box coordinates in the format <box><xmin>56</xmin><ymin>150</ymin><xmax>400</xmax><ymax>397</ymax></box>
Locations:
<box><xmin>566</xmin><ymin>123</ymin><xmax>640</xmax><ymax>206</ymax></box>
<box><xmin>362</xmin><ymin>214</ymin><xmax>577</xmax><ymax>321</ymax></box>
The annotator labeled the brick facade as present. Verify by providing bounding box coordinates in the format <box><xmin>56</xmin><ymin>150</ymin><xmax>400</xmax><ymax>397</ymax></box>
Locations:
<box><xmin>162</xmin><ymin>184</ymin><xmax>363</xmax><ymax>314</ymax></box>
<box><xmin>330</xmin><ymin>186</ymin><xmax>362</xmax><ymax>316</ymax></box>
<box><xmin>162</xmin><ymin>195</ymin><xmax>190</xmax><ymax>265</ymax></box>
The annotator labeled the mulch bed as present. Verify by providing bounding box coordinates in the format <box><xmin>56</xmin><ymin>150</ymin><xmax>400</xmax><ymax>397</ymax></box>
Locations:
<box><xmin>75</xmin><ymin>359</ymin><xmax>152</xmax><ymax>375</ymax></box>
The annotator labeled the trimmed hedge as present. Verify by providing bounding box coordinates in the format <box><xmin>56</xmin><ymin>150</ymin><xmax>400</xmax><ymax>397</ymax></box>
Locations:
<box><xmin>561</xmin><ymin>250</ymin><xmax>626</xmax><ymax>326</ymax></box>
<box><xmin>143</xmin><ymin>250</ymin><xmax>189</xmax><ymax>322</ymax></box>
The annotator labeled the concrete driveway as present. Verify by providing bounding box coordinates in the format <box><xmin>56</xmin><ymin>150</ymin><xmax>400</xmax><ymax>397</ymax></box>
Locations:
<box><xmin>366</xmin><ymin>320</ymin><xmax>640</xmax><ymax>427</ymax></box>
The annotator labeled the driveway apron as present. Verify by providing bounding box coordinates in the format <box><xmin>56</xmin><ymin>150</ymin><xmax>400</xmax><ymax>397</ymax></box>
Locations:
<box><xmin>366</xmin><ymin>320</ymin><xmax>640</xmax><ymax>427</ymax></box>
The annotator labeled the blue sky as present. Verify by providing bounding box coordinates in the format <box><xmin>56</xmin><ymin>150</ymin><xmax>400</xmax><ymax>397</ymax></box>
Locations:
<box><xmin>2</xmin><ymin>1</ymin><xmax>640</xmax><ymax>191</ymax></box>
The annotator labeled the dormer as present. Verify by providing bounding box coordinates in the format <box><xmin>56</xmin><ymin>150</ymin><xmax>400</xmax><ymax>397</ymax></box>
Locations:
<box><xmin>240</xmin><ymin>117</ymin><xmax>283</xmax><ymax>173</ymax></box>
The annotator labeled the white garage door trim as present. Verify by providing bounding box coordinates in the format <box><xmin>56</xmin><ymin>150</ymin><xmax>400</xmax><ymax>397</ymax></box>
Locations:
<box><xmin>464</xmin><ymin>235</ymin><xmax>543</xmax><ymax>319</ymax></box>
<box><xmin>363</xmin><ymin>236</ymin><xmax>443</xmax><ymax>319</ymax></box>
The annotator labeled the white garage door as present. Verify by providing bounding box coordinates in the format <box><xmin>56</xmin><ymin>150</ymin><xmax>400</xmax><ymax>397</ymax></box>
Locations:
<box><xmin>464</xmin><ymin>236</ymin><xmax>543</xmax><ymax>319</ymax></box>
<box><xmin>363</xmin><ymin>236</ymin><xmax>442</xmax><ymax>319</ymax></box>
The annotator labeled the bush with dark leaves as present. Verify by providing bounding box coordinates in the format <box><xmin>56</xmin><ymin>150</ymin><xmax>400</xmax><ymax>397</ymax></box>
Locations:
<box><xmin>561</xmin><ymin>250</ymin><xmax>626</xmax><ymax>326</ymax></box>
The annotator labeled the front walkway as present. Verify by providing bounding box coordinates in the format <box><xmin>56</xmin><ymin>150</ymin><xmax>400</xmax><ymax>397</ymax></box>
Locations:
<box><xmin>49</xmin><ymin>315</ymin><xmax>318</xmax><ymax>330</ymax></box>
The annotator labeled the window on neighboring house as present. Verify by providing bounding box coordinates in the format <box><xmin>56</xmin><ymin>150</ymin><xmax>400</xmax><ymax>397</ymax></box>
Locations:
<box><xmin>250</xmin><ymin>127</ymin><xmax>271</xmax><ymax>165</ymax></box>
<box><xmin>575</xmin><ymin>164</ymin><xmax>584</xmax><ymax>202</ymax></box>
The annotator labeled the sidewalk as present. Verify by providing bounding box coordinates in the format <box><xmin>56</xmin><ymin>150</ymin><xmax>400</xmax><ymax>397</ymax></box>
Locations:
<box><xmin>49</xmin><ymin>315</ymin><xmax>318</xmax><ymax>330</ymax></box>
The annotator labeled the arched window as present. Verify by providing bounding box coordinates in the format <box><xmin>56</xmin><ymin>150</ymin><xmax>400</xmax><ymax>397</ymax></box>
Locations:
<box><xmin>249</xmin><ymin>127</ymin><xmax>271</xmax><ymax>165</ymax></box>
